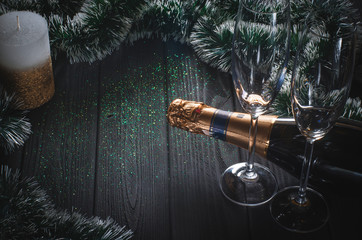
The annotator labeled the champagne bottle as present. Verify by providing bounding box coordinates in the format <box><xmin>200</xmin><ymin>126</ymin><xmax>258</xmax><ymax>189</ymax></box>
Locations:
<box><xmin>167</xmin><ymin>99</ymin><xmax>362</xmax><ymax>191</ymax></box>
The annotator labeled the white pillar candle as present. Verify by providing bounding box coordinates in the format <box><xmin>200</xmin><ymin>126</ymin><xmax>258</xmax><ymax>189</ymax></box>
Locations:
<box><xmin>0</xmin><ymin>11</ymin><xmax>54</xmax><ymax>110</ymax></box>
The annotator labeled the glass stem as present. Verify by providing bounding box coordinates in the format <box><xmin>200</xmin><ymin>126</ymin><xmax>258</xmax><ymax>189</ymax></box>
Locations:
<box><xmin>295</xmin><ymin>138</ymin><xmax>315</xmax><ymax>205</ymax></box>
<box><xmin>242</xmin><ymin>115</ymin><xmax>259</xmax><ymax>181</ymax></box>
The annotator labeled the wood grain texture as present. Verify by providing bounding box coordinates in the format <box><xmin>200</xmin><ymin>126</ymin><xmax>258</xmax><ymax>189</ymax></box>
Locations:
<box><xmin>318</xmin><ymin>186</ymin><xmax>362</xmax><ymax>240</ymax></box>
<box><xmin>16</xmin><ymin>55</ymin><xmax>100</xmax><ymax>216</ymax></box>
<box><xmin>94</xmin><ymin>40</ymin><xmax>170</xmax><ymax>240</ymax></box>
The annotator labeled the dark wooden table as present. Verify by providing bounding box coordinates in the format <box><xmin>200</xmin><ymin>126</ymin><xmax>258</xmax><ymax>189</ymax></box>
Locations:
<box><xmin>2</xmin><ymin>40</ymin><xmax>362</xmax><ymax>240</ymax></box>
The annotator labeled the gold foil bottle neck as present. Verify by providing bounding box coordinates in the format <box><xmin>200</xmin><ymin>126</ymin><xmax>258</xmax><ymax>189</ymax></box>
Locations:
<box><xmin>167</xmin><ymin>98</ymin><xmax>207</xmax><ymax>134</ymax></box>
<box><xmin>167</xmin><ymin>99</ymin><xmax>278</xmax><ymax>157</ymax></box>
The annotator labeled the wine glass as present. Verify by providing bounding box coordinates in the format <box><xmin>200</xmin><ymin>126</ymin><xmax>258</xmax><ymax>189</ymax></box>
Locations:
<box><xmin>270</xmin><ymin>21</ymin><xmax>357</xmax><ymax>232</ymax></box>
<box><xmin>219</xmin><ymin>0</ymin><xmax>291</xmax><ymax>206</ymax></box>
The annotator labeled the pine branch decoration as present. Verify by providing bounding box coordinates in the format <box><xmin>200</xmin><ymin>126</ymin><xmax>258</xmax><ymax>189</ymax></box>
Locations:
<box><xmin>126</xmin><ymin>0</ymin><xmax>208</xmax><ymax>44</ymax></box>
<box><xmin>49</xmin><ymin>0</ymin><xmax>146</xmax><ymax>63</ymax></box>
<box><xmin>343</xmin><ymin>98</ymin><xmax>362</xmax><ymax>121</ymax></box>
<box><xmin>190</xmin><ymin>18</ymin><xmax>234</xmax><ymax>72</ymax></box>
<box><xmin>1</xmin><ymin>0</ymin><xmax>360</xmax><ymax>66</ymax></box>
<box><xmin>0</xmin><ymin>87</ymin><xmax>31</xmax><ymax>153</ymax></box>
<box><xmin>0</xmin><ymin>165</ymin><xmax>133</xmax><ymax>240</ymax></box>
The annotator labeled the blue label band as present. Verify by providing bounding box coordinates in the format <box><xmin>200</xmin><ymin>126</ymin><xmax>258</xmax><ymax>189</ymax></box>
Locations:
<box><xmin>209</xmin><ymin>110</ymin><xmax>232</xmax><ymax>141</ymax></box>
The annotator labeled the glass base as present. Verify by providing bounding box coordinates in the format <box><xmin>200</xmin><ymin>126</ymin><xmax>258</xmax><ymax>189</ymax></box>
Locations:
<box><xmin>270</xmin><ymin>186</ymin><xmax>330</xmax><ymax>233</ymax></box>
<box><xmin>219</xmin><ymin>162</ymin><xmax>278</xmax><ymax>206</ymax></box>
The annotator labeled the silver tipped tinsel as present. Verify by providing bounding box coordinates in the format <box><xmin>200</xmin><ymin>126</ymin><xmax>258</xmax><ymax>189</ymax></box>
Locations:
<box><xmin>0</xmin><ymin>87</ymin><xmax>31</xmax><ymax>153</ymax></box>
<box><xmin>0</xmin><ymin>165</ymin><xmax>133</xmax><ymax>239</ymax></box>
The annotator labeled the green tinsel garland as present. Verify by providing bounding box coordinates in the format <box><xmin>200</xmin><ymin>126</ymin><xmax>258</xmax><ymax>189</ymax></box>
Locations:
<box><xmin>0</xmin><ymin>165</ymin><xmax>133</xmax><ymax>240</ymax></box>
<box><xmin>1</xmin><ymin>0</ymin><xmax>359</xmax><ymax>65</ymax></box>
<box><xmin>0</xmin><ymin>86</ymin><xmax>31</xmax><ymax>153</ymax></box>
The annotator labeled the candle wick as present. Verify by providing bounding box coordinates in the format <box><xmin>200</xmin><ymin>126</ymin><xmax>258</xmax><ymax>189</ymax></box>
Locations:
<box><xmin>17</xmin><ymin>16</ymin><xmax>20</xmax><ymax>31</ymax></box>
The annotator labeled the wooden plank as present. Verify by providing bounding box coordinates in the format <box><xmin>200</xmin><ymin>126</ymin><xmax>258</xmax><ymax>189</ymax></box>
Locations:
<box><xmin>0</xmin><ymin>147</ymin><xmax>23</xmax><ymax>171</ymax></box>
<box><xmin>18</xmin><ymin>55</ymin><xmax>100</xmax><ymax>216</ymax></box>
<box><xmin>320</xmin><ymin>187</ymin><xmax>362</xmax><ymax>240</ymax></box>
<box><xmin>166</xmin><ymin>41</ymin><xmax>251</xmax><ymax>240</ymax></box>
<box><xmin>93</xmin><ymin>40</ymin><xmax>170</xmax><ymax>240</ymax></box>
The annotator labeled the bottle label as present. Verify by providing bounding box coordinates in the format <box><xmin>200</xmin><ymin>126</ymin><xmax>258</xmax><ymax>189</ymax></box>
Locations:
<box><xmin>209</xmin><ymin>110</ymin><xmax>232</xmax><ymax>141</ymax></box>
